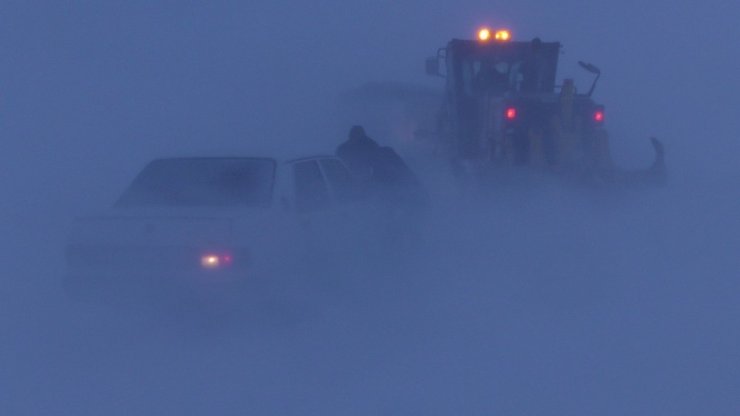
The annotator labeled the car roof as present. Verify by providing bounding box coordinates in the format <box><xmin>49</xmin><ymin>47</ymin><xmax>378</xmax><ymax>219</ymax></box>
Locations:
<box><xmin>148</xmin><ymin>156</ymin><xmax>276</xmax><ymax>162</ymax></box>
<box><xmin>145</xmin><ymin>154</ymin><xmax>341</xmax><ymax>165</ymax></box>
<box><xmin>284</xmin><ymin>154</ymin><xmax>338</xmax><ymax>164</ymax></box>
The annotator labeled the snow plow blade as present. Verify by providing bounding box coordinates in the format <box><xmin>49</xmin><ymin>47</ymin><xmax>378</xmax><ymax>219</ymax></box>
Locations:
<box><xmin>600</xmin><ymin>137</ymin><xmax>666</xmax><ymax>188</ymax></box>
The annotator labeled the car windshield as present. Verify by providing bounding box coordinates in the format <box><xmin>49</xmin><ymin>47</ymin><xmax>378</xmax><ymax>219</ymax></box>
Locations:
<box><xmin>116</xmin><ymin>158</ymin><xmax>275</xmax><ymax>208</ymax></box>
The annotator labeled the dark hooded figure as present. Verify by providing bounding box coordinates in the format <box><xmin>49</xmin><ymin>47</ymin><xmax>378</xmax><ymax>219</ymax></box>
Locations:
<box><xmin>336</xmin><ymin>125</ymin><xmax>429</xmax><ymax>209</ymax></box>
<box><xmin>335</xmin><ymin>125</ymin><xmax>381</xmax><ymax>180</ymax></box>
<box><xmin>336</xmin><ymin>126</ymin><xmax>429</xmax><ymax>247</ymax></box>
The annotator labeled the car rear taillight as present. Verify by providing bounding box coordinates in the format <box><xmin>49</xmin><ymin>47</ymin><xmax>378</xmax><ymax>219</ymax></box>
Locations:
<box><xmin>505</xmin><ymin>107</ymin><xmax>517</xmax><ymax>121</ymax></box>
<box><xmin>200</xmin><ymin>252</ymin><xmax>233</xmax><ymax>269</ymax></box>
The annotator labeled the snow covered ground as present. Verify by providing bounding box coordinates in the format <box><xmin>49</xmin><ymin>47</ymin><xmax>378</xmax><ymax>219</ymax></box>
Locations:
<box><xmin>3</xmin><ymin>173</ymin><xmax>739</xmax><ymax>415</ymax></box>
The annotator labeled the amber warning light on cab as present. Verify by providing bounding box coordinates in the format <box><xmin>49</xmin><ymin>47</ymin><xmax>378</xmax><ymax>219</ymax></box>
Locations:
<box><xmin>495</xmin><ymin>30</ymin><xmax>511</xmax><ymax>41</ymax></box>
<box><xmin>477</xmin><ymin>27</ymin><xmax>512</xmax><ymax>42</ymax></box>
<box><xmin>478</xmin><ymin>28</ymin><xmax>491</xmax><ymax>41</ymax></box>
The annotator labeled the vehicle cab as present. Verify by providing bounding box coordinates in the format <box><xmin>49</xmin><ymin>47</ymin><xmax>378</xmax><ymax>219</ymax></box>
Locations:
<box><xmin>427</xmin><ymin>28</ymin><xmax>610</xmax><ymax>170</ymax></box>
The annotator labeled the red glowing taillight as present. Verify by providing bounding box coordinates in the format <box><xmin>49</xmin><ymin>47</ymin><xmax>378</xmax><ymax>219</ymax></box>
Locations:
<box><xmin>593</xmin><ymin>109</ymin><xmax>605</xmax><ymax>123</ymax></box>
<box><xmin>505</xmin><ymin>107</ymin><xmax>517</xmax><ymax>121</ymax></box>
<box><xmin>200</xmin><ymin>252</ymin><xmax>233</xmax><ymax>269</ymax></box>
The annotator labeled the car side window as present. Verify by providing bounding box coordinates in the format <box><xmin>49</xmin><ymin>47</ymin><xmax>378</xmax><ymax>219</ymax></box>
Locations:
<box><xmin>292</xmin><ymin>160</ymin><xmax>330</xmax><ymax>212</ymax></box>
<box><xmin>320</xmin><ymin>159</ymin><xmax>355</xmax><ymax>202</ymax></box>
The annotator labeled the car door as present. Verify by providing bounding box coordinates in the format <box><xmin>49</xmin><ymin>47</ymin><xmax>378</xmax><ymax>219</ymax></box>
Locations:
<box><xmin>289</xmin><ymin>159</ymin><xmax>341</xmax><ymax>261</ymax></box>
<box><xmin>317</xmin><ymin>157</ymin><xmax>356</xmax><ymax>204</ymax></box>
<box><xmin>317</xmin><ymin>157</ymin><xmax>387</xmax><ymax>254</ymax></box>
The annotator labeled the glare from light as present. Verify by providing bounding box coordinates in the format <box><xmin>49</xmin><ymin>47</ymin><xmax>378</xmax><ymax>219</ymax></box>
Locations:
<box><xmin>495</xmin><ymin>30</ymin><xmax>511</xmax><ymax>41</ymax></box>
<box><xmin>201</xmin><ymin>254</ymin><xmax>221</xmax><ymax>269</ymax></box>
<box><xmin>505</xmin><ymin>107</ymin><xmax>517</xmax><ymax>120</ymax></box>
<box><xmin>594</xmin><ymin>110</ymin><xmax>605</xmax><ymax>122</ymax></box>
<box><xmin>478</xmin><ymin>28</ymin><xmax>491</xmax><ymax>42</ymax></box>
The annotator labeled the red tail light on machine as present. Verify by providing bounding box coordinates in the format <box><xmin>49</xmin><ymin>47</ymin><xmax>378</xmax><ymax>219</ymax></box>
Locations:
<box><xmin>593</xmin><ymin>107</ymin><xmax>605</xmax><ymax>123</ymax></box>
<box><xmin>505</xmin><ymin>107</ymin><xmax>517</xmax><ymax>121</ymax></box>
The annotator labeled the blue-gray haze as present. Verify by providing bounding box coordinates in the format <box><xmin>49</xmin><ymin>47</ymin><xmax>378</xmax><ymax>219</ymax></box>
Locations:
<box><xmin>2</xmin><ymin>1</ymin><xmax>739</xmax><ymax>415</ymax></box>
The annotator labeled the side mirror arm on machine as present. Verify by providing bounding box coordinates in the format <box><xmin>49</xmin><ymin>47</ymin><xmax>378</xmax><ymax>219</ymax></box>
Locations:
<box><xmin>578</xmin><ymin>60</ymin><xmax>601</xmax><ymax>97</ymax></box>
<box><xmin>425</xmin><ymin>48</ymin><xmax>447</xmax><ymax>78</ymax></box>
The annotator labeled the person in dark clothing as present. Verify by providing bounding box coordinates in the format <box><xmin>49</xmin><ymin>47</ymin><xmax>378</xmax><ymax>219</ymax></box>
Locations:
<box><xmin>336</xmin><ymin>125</ymin><xmax>429</xmax><ymax>209</ymax></box>
<box><xmin>336</xmin><ymin>125</ymin><xmax>429</xmax><ymax>248</ymax></box>
<box><xmin>335</xmin><ymin>125</ymin><xmax>381</xmax><ymax>181</ymax></box>
<box><xmin>372</xmin><ymin>146</ymin><xmax>429</xmax><ymax>209</ymax></box>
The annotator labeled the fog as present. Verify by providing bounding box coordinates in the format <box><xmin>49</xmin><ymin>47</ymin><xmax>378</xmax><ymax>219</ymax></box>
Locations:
<box><xmin>3</xmin><ymin>1</ymin><xmax>740</xmax><ymax>415</ymax></box>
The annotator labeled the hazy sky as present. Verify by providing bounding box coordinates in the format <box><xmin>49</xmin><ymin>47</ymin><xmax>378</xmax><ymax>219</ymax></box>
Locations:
<box><xmin>2</xmin><ymin>1</ymin><xmax>739</xmax><ymax>176</ymax></box>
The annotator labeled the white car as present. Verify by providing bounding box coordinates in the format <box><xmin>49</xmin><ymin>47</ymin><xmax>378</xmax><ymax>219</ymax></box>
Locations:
<box><xmin>65</xmin><ymin>155</ymin><xmax>387</xmax><ymax>303</ymax></box>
